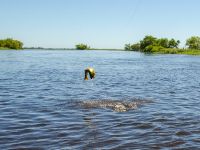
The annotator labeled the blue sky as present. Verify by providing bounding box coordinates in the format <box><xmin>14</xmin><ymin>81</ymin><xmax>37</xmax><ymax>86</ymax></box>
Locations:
<box><xmin>0</xmin><ymin>0</ymin><xmax>200</xmax><ymax>48</ymax></box>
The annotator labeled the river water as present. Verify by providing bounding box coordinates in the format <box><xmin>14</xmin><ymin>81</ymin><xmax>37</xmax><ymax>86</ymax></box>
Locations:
<box><xmin>0</xmin><ymin>50</ymin><xmax>200</xmax><ymax>149</ymax></box>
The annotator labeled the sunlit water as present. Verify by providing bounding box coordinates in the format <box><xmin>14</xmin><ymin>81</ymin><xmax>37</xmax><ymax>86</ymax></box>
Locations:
<box><xmin>0</xmin><ymin>50</ymin><xmax>200</xmax><ymax>149</ymax></box>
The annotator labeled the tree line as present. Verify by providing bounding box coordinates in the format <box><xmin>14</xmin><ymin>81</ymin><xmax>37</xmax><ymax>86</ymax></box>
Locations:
<box><xmin>0</xmin><ymin>38</ymin><xmax>23</xmax><ymax>49</ymax></box>
<box><xmin>125</xmin><ymin>36</ymin><xmax>200</xmax><ymax>53</ymax></box>
<box><xmin>1</xmin><ymin>36</ymin><xmax>200</xmax><ymax>53</ymax></box>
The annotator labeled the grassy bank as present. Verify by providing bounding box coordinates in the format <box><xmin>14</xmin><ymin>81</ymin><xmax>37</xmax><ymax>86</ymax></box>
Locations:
<box><xmin>0</xmin><ymin>47</ymin><xmax>11</xmax><ymax>50</ymax></box>
<box><xmin>179</xmin><ymin>49</ymin><xmax>200</xmax><ymax>55</ymax></box>
<box><xmin>0</xmin><ymin>47</ymin><xmax>23</xmax><ymax>50</ymax></box>
<box><xmin>150</xmin><ymin>47</ymin><xmax>200</xmax><ymax>55</ymax></box>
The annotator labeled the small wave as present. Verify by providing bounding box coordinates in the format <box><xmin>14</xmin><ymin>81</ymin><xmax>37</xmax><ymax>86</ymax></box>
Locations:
<box><xmin>176</xmin><ymin>130</ymin><xmax>191</xmax><ymax>136</ymax></box>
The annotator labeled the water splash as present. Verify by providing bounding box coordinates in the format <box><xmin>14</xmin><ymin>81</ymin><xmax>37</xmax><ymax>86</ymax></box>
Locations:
<box><xmin>79</xmin><ymin>99</ymin><xmax>153</xmax><ymax>112</ymax></box>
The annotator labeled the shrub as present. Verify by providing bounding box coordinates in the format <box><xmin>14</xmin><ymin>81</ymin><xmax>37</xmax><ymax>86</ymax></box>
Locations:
<box><xmin>75</xmin><ymin>43</ymin><xmax>90</xmax><ymax>50</ymax></box>
<box><xmin>0</xmin><ymin>38</ymin><xmax>23</xmax><ymax>49</ymax></box>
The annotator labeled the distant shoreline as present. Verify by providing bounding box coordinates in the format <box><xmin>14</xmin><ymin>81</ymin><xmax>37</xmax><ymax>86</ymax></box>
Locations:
<box><xmin>1</xmin><ymin>47</ymin><xmax>200</xmax><ymax>55</ymax></box>
<box><xmin>23</xmin><ymin>47</ymin><xmax>124</xmax><ymax>51</ymax></box>
<box><xmin>24</xmin><ymin>48</ymin><xmax>200</xmax><ymax>55</ymax></box>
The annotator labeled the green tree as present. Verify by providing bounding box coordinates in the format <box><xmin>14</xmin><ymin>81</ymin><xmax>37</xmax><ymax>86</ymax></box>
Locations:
<box><xmin>186</xmin><ymin>36</ymin><xmax>200</xmax><ymax>49</ymax></box>
<box><xmin>168</xmin><ymin>38</ymin><xmax>180</xmax><ymax>48</ymax></box>
<box><xmin>131</xmin><ymin>43</ymin><xmax>140</xmax><ymax>51</ymax></box>
<box><xmin>140</xmin><ymin>35</ymin><xmax>157</xmax><ymax>50</ymax></box>
<box><xmin>75</xmin><ymin>43</ymin><xmax>90</xmax><ymax>50</ymax></box>
<box><xmin>157</xmin><ymin>38</ymin><xmax>169</xmax><ymax>48</ymax></box>
<box><xmin>124</xmin><ymin>43</ymin><xmax>131</xmax><ymax>50</ymax></box>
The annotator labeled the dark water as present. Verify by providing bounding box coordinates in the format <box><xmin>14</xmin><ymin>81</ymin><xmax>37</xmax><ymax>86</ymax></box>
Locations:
<box><xmin>0</xmin><ymin>50</ymin><xmax>200</xmax><ymax>149</ymax></box>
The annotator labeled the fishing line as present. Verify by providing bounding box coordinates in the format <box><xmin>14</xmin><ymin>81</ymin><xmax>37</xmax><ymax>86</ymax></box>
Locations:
<box><xmin>126</xmin><ymin>0</ymin><xmax>143</xmax><ymax>26</ymax></box>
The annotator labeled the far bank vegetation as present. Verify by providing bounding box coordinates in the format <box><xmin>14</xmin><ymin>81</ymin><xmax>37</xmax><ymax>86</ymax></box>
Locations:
<box><xmin>125</xmin><ymin>35</ymin><xmax>200</xmax><ymax>55</ymax></box>
<box><xmin>75</xmin><ymin>43</ymin><xmax>90</xmax><ymax>50</ymax></box>
<box><xmin>0</xmin><ymin>38</ymin><xmax>23</xmax><ymax>50</ymax></box>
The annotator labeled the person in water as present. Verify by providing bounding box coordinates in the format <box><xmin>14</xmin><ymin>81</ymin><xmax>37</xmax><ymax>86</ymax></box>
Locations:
<box><xmin>84</xmin><ymin>67</ymin><xmax>95</xmax><ymax>80</ymax></box>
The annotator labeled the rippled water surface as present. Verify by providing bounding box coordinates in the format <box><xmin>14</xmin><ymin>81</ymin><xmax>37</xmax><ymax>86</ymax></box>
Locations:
<box><xmin>0</xmin><ymin>50</ymin><xmax>200</xmax><ymax>149</ymax></box>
